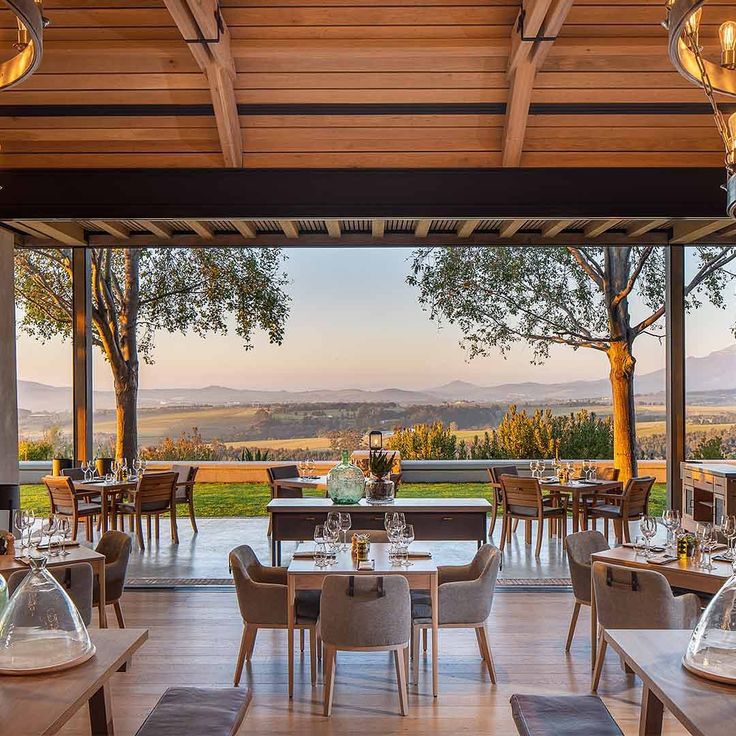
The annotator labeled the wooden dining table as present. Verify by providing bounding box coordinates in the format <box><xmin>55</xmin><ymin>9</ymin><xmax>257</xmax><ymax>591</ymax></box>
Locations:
<box><xmin>0</xmin><ymin>545</ymin><xmax>109</xmax><ymax>628</ymax></box>
<box><xmin>605</xmin><ymin>628</ymin><xmax>736</xmax><ymax>736</ymax></box>
<box><xmin>590</xmin><ymin>546</ymin><xmax>732</xmax><ymax>668</ymax></box>
<box><xmin>287</xmin><ymin>542</ymin><xmax>440</xmax><ymax>698</ymax></box>
<box><xmin>73</xmin><ymin>478</ymin><xmax>137</xmax><ymax>535</ymax></box>
<box><xmin>0</xmin><ymin>628</ymin><xmax>148</xmax><ymax>735</ymax></box>
<box><xmin>540</xmin><ymin>478</ymin><xmax>623</xmax><ymax>534</ymax></box>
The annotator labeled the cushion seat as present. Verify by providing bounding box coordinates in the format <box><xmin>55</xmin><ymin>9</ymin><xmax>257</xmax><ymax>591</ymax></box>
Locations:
<box><xmin>295</xmin><ymin>589</ymin><xmax>320</xmax><ymax>623</ymax></box>
<box><xmin>118</xmin><ymin>501</ymin><xmax>169</xmax><ymax>513</ymax></box>
<box><xmin>587</xmin><ymin>503</ymin><xmax>624</xmax><ymax>518</ymax></box>
<box><xmin>410</xmin><ymin>591</ymin><xmax>432</xmax><ymax>623</ymax></box>
<box><xmin>510</xmin><ymin>694</ymin><xmax>623</xmax><ymax>736</ymax></box>
<box><xmin>508</xmin><ymin>505</ymin><xmax>567</xmax><ymax>518</ymax></box>
<box><xmin>135</xmin><ymin>687</ymin><xmax>251</xmax><ymax>736</ymax></box>
<box><xmin>57</xmin><ymin>501</ymin><xmax>101</xmax><ymax>515</ymax></box>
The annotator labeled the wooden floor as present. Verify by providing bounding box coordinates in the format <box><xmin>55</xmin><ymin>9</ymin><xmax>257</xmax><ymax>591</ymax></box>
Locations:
<box><xmin>59</xmin><ymin>588</ymin><xmax>689</xmax><ymax>736</ymax></box>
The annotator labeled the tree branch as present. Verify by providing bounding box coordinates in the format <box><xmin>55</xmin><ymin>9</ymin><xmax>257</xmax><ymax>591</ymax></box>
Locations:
<box><xmin>567</xmin><ymin>247</ymin><xmax>604</xmax><ymax>289</ymax></box>
<box><xmin>612</xmin><ymin>246</ymin><xmax>653</xmax><ymax>307</ymax></box>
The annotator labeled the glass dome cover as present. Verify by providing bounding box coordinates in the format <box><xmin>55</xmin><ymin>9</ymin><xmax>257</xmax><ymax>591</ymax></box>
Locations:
<box><xmin>327</xmin><ymin>450</ymin><xmax>365</xmax><ymax>505</ymax></box>
<box><xmin>0</xmin><ymin>555</ymin><xmax>95</xmax><ymax>675</ymax></box>
<box><xmin>683</xmin><ymin>571</ymin><xmax>736</xmax><ymax>684</ymax></box>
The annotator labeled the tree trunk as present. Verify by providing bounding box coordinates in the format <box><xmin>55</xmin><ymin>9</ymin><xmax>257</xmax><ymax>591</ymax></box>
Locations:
<box><xmin>607</xmin><ymin>341</ymin><xmax>638</xmax><ymax>481</ymax></box>
<box><xmin>114</xmin><ymin>370</ymin><xmax>138</xmax><ymax>461</ymax></box>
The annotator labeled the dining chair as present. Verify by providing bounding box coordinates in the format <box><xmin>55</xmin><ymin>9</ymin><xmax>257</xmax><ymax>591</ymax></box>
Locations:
<box><xmin>563</xmin><ymin>531</ymin><xmax>610</xmax><ymax>652</ymax></box>
<box><xmin>60</xmin><ymin>467</ymin><xmax>86</xmax><ymax>481</ymax></box>
<box><xmin>584</xmin><ymin>476</ymin><xmax>655</xmax><ymax>544</ymax></box>
<box><xmin>43</xmin><ymin>474</ymin><xmax>101</xmax><ymax>542</ymax></box>
<box><xmin>229</xmin><ymin>545</ymin><xmax>320</xmax><ymax>687</ymax></box>
<box><xmin>411</xmin><ymin>544</ymin><xmax>501</xmax><ymax>685</ymax></box>
<box><xmin>500</xmin><ymin>475</ymin><xmax>568</xmax><ymax>557</ymax></box>
<box><xmin>93</xmin><ymin>530</ymin><xmax>132</xmax><ymax>628</ymax></box>
<box><xmin>598</xmin><ymin>467</ymin><xmax>620</xmax><ymax>482</ymax></box>
<box><xmin>116</xmin><ymin>471</ymin><xmax>178</xmax><ymax>551</ymax></box>
<box><xmin>320</xmin><ymin>574</ymin><xmax>411</xmax><ymax>716</ymax></box>
<box><xmin>170</xmin><ymin>464</ymin><xmax>200</xmax><ymax>533</ymax></box>
<box><xmin>487</xmin><ymin>466</ymin><xmax>519</xmax><ymax>538</ymax></box>
<box><xmin>266</xmin><ymin>464</ymin><xmax>301</xmax><ymax>536</ymax></box>
<box><xmin>591</xmin><ymin>562</ymin><xmax>700</xmax><ymax>691</ymax></box>
<box><xmin>8</xmin><ymin>562</ymin><xmax>94</xmax><ymax>626</ymax></box>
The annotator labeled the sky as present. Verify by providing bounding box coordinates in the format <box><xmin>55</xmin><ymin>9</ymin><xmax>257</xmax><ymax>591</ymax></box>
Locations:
<box><xmin>14</xmin><ymin>247</ymin><xmax>736</xmax><ymax>392</ymax></box>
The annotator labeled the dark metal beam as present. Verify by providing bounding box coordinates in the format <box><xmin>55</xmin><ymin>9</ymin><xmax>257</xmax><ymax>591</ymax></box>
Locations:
<box><xmin>72</xmin><ymin>248</ymin><xmax>93</xmax><ymax>465</ymax></box>
<box><xmin>665</xmin><ymin>244</ymin><xmax>686</xmax><ymax>512</ymax></box>
<box><xmin>0</xmin><ymin>168</ymin><xmax>727</xmax><ymax>220</ymax></box>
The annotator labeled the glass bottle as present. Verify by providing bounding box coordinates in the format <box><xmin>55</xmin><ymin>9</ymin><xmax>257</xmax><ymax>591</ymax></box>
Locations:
<box><xmin>683</xmin><ymin>571</ymin><xmax>736</xmax><ymax>683</ymax></box>
<box><xmin>326</xmin><ymin>450</ymin><xmax>365</xmax><ymax>505</ymax></box>
<box><xmin>0</xmin><ymin>575</ymin><xmax>7</xmax><ymax>619</ymax></box>
<box><xmin>0</xmin><ymin>555</ymin><xmax>95</xmax><ymax>674</ymax></box>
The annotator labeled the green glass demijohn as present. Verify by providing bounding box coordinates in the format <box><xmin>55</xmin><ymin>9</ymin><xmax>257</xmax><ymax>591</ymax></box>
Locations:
<box><xmin>327</xmin><ymin>450</ymin><xmax>365</xmax><ymax>504</ymax></box>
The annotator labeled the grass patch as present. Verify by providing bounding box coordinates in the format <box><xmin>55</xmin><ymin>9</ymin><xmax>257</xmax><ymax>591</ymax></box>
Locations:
<box><xmin>21</xmin><ymin>481</ymin><xmax>668</xmax><ymax>519</ymax></box>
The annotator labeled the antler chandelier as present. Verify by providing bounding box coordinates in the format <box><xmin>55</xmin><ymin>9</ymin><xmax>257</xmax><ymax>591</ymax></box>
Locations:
<box><xmin>1</xmin><ymin>0</ymin><xmax>45</xmax><ymax>91</ymax></box>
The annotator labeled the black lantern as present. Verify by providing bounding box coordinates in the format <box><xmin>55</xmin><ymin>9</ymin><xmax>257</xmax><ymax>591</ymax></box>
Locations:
<box><xmin>368</xmin><ymin>430</ymin><xmax>383</xmax><ymax>451</ymax></box>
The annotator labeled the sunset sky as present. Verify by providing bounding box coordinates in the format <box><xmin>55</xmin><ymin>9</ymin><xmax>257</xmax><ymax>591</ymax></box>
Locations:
<box><xmin>15</xmin><ymin>247</ymin><xmax>735</xmax><ymax>392</ymax></box>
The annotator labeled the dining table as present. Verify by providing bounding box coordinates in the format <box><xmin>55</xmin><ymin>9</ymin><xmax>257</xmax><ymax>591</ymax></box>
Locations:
<box><xmin>287</xmin><ymin>542</ymin><xmax>440</xmax><ymax>698</ymax></box>
<box><xmin>73</xmin><ymin>478</ymin><xmax>138</xmax><ymax>535</ymax></box>
<box><xmin>0</xmin><ymin>545</ymin><xmax>109</xmax><ymax>628</ymax></box>
<box><xmin>0</xmin><ymin>628</ymin><xmax>148</xmax><ymax>735</ymax></box>
<box><xmin>589</xmin><ymin>545</ymin><xmax>732</xmax><ymax>668</ymax></box>
<box><xmin>539</xmin><ymin>477</ymin><xmax>623</xmax><ymax>534</ymax></box>
<box><xmin>604</xmin><ymin>628</ymin><xmax>736</xmax><ymax>736</ymax></box>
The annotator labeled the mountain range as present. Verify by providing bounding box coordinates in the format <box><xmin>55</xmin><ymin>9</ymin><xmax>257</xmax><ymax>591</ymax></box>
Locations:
<box><xmin>17</xmin><ymin>344</ymin><xmax>736</xmax><ymax>414</ymax></box>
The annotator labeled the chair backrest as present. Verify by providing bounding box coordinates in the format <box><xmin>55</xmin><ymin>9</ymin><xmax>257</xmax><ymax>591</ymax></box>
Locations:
<box><xmin>171</xmin><ymin>464</ymin><xmax>198</xmax><ymax>501</ymax></box>
<box><xmin>8</xmin><ymin>562</ymin><xmax>94</xmax><ymax>626</ymax></box>
<box><xmin>134</xmin><ymin>472</ymin><xmax>177</xmax><ymax>512</ymax></box>
<box><xmin>61</xmin><ymin>467</ymin><xmax>85</xmax><ymax>481</ymax></box>
<box><xmin>320</xmin><ymin>574</ymin><xmax>411</xmax><ymax>649</ymax></box>
<box><xmin>565</xmin><ymin>531</ymin><xmax>609</xmax><ymax>603</ymax></box>
<box><xmin>500</xmin><ymin>475</ymin><xmax>542</xmax><ymax>514</ymax></box>
<box><xmin>229</xmin><ymin>544</ymin><xmax>287</xmax><ymax>625</ymax></box>
<box><xmin>598</xmin><ymin>467</ymin><xmax>620</xmax><ymax>481</ymax></box>
<box><xmin>488</xmin><ymin>465</ymin><xmax>518</xmax><ymax>486</ymax></box>
<box><xmin>43</xmin><ymin>475</ymin><xmax>77</xmax><ymax>514</ymax></box>
<box><xmin>592</xmin><ymin>562</ymin><xmax>691</xmax><ymax>630</ymax></box>
<box><xmin>621</xmin><ymin>476</ymin><xmax>655</xmax><ymax>517</ymax></box>
<box><xmin>95</xmin><ymin>530</ymin><xmax>132</xmax><ymax>602</ymax></box>
<box><xmin>266</xmin><ymin>465</ymin><xmax>299</xmax><ymax>485</ymax></box>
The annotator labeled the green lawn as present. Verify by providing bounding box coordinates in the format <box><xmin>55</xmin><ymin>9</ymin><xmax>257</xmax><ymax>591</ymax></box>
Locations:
<box><xmin>20</xmin><ymin>481</ymin><xmax>668</xmax><ymax>518</ymax></box>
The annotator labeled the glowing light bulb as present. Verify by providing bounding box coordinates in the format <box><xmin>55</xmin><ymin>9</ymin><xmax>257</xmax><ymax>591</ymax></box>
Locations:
<box><xmin>685</xmin><ymin>7</ymin><xmax>703</xmax><ymax>44</ymax></box>
<box><xmin>721</xmin><ymin>21</ymin><xmax>736</xmax><ymax>69</ymax></box>
<box><xmin>726</xmin><ymin>113</ymin><xmax>736</xmax><ymax>168</ymax></box>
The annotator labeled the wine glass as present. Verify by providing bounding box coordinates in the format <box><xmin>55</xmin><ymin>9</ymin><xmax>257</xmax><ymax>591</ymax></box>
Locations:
<box><xmin>56</xmin><ymin>516</ymin><xmax>71</xmax><ymax>557</ymax></box>
<box><xmin>313</xmin><ymin>524</ymin><xmax>325</xmax><ymax>546</ymax></box>
<box><xmin>297</xmin><ymin>459</ymin><xmax>306</xmax><ymax>477</ymax></box>
<box><xmin>529</xmin><ymin>460</ymin><xmax>538</xmax><ymax>478</ymax></box>
<box><xmin>324</xmin><ymin>520</ymin><xmax>340</xmax><ymax>562</ymax></box>
<box><xmin>305</xmin><ymin>458</ymin><xmax>315</xmax><ymax>478</ymax></box>
<box><xmin>338</xmin><ymin>512</ymin><xmax>351</xmax><ymax>550</ymax></box>
<box><xmin>400</xmin><ymin>523</ymin><xmax>415</xmax><ymax>566</ymax></box>
<box><xmin>13</xmin><ymin>509</ymin><xmax>29</xmax><ymax>556</ymax></box>
<box><xmin>720</xmin><ymin>514</ymin><xmax>736</xmax><ymax>560</ymax></box>
<box><xmin>314</xmin><ymin>541</ymin><xmax>329</xmax><ymax>568</ymax></box>
<box><xmin>698</xmin><ymin>523</ymin><xmax>718</xmax><ymax>571</ymax></box>
<box><xmin>41</xmin><ymin>516</ymin><xmax>58</xmax><ymax>555</ymax></box>
<box><xmin>662</xmin><ymin>509</ymin><xmax>680</xmax><ymax>550</ymax></box>
<box><xmin>581</xmin><ymin>459</ymin><xmax>590</xmax><ymax>480</ymax></box>
<box><xmin>24</xmin><ymin>509</ymin><xmax>36</xmax><ymax>552</ymax></box>
<box><xmin>640</xmin><ymin>515</ymin><xmax>658</xmax><ymax>558</ymax></box>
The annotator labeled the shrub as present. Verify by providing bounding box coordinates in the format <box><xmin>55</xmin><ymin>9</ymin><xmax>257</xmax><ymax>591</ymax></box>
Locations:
<box><xmin>387</xmin><ymin>422</ymin><xmax>458</xmax><ymax>459</ymax></box>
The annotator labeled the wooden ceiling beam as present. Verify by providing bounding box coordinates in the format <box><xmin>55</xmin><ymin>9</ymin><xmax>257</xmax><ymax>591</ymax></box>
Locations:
<box><xmin>502</xmin><ymin>0</ymin><xmax>574</xmax><ymax>167</ymax></box>
<box><xmin>326</xmin><ymin>220</ymin><xmax>341</xmax><ymax>239</ymax></box>
<box><xmin>671</xmin><ymin>220</ymin><xmax>734</xmax><ymax>243</ymax></box>
<box><xmin>499</xmin><ymin>219</ymin><xmax>526</xmax><ymax>238</ymax></box>
<box><xmin>584</xmin><ymin>219</ymin><xmax>622</xmax><ymax>238</ymax></box>
<box><xmin>184</xmin><ymin>220</ymin><xmax>214</xmax><ymax>239</ymax></box>
<box><xmin>457</xmin><ymin>219</ymin><xmax>481</xmax><ymax>238</ymax></box>
<box><xmin>626</xmin><ymin>219</ymin><xmax>670</xmax><ymax>238</ymax></box>
<box><xmin>372</xmin><ymin>219</ymin><xmax>385</xmax><ymax>238</ymax></box>
<box><xmin>541</xmin><ymin>219</ymin><xmax>575</xmax><ymax>237</ymax></box>
<box><xmin>414</xmin><ymin>219</ymin><xmax>432</xmax><ymax>238</ymax></box>
<box><xmin>279</xmin><ymin>220</ymin><xmax>299</xmax><ymax>239</ymax></box>
<box><xmin>18</xmin><ymin>221</ymin><xmax>86</xmax><ymax>246</ymax></box>
<box><xmin>163</xmin><ymin>0</ymin><xmax>241</xmax><ymax>167</ymax></box>
<box><xmin>230</xmin><ymin>219</ymin><xmax>256</xmax><ymax>239</ymax></box>
<box><xmin>90</xmin><ymin>221</ymin><xmax>130</xmax><ymax>239</ymax></box>
<box><xmin>5</xmin><ymin>221</ymin><xmax>50</xmax><ymax>239</ymax></box>
<box><xmin>139</xmin><ymin>220</ymin><xmax>172</xmax><ymax>239</ymax></box>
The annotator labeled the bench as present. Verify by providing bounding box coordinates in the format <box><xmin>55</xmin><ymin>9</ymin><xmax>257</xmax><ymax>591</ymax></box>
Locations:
<box><xmin>135</xmin><ymin>687</ymin><xmax>252</xmax><ymax>736</ymax></box>
<box><xmin>510</xmin><ymin>694</ymin><xmax>624</xmax><ymax>736</ymax></box>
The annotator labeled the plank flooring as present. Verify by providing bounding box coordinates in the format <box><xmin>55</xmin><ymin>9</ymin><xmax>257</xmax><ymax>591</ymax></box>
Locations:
<box><xmin>55</xmin><ymin>588</ymin><xmax>689</xmax><ymax>735</ymax></box>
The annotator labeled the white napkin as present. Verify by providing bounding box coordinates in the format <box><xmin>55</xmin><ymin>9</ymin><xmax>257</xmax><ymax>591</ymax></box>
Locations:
<box><xmin>357</xmin><ymin>560</ymin><xmax>375</xmax><ymax>571</ymax></box>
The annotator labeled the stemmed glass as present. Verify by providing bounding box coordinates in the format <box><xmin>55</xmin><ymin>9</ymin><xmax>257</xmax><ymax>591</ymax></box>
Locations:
<box><xmin>697</xmin><ymin>522</ymin><xmax>718</xmax><ymax>571</ymax></box>
<box><xmin>13</xmin><ymin>510</ymin><xmax>31</xmax><ymax>557</ymax></box>
<box><xmin>640</xmin><ymin>515</ymin><xmax>658</xmax><ymax>558</ymax></box>
<box><xmin>720</xmin><ymin>514</ymin><xmax>736</xmax><ymax>560</ymax></box>
<box><xmin>338</xmin><ymin>512</ymin><xmax>351</xmax><ymax>551</ymax></box>
<box><xmin>110</xmin><ymin>459</ymin><xmax>120</xmax><ymax>481</ymax></box>
<box><xmin>662</xmin><ymin>509</ymin><xmax>681</xmax><ymax>551</ymax></box>
<box><xmin>56</xmin><ymin>516</ymin><xmax>71</xmax><ymax>557</ymax></box>
<box><xmin>529</xmin><ymin>460</ymin><xmax>538</xmax><ymax>478</ymax></box>
<box><xmin>399</xmin><ymin>524</ymin><xmax>415</xmax><ymax>567</ymax></box>
<box><xmin>305</xmin><ymin>458</ymin><xmax>315</xmax><ymax>478</ymax></box>
<box><xmin>581</xmin><ymin>459</ymin><xmax>591</xmax><ymax>480</ymax></box>
<box><xmin>324</xmin><ymin>520</ymin><xmax>340</xmax><ymax>562</ymax></box>
<box><xmin>40</xmin><ymin>517</ymin><xmax>58</xmax><ymax>556</ymax></box>
<box><xmin>298</xmin><ymin>459</ymin><xmax>306</xmax><ymax>477</ymax></box>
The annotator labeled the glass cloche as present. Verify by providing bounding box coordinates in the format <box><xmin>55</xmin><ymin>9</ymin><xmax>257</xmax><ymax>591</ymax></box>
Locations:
<box><xmin>683</xmin><ymin>570</ymin><xmax>736</xmax><ymax>684</ymax></box>
<box><xmin>0</xmin><ymin>555</ymin><xmax>95</xmax><ymax>675</ymax></box>
<box><xmin>327</xmin><ymin>450</ymin><xmax>365</xmax><ymax>504</ymax></box>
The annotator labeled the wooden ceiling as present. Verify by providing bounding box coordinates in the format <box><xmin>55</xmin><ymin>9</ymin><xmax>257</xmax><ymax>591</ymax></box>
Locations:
<box><xmin>0</xmin><ymin>0</ymin><xmax>731</xmax><ymax>169</ymax></box>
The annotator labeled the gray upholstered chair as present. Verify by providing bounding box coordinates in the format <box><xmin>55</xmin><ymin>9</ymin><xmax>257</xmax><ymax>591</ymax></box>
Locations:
<box><xmin>564</xmin><ymin>531</ymin><xmax>609</xmax><ymax>652</ymax></box>
<box><xmin>93</xmin><ymin>530</ymin><xmax>132</xmax><ymax>628</ymax></box>
<box><xmin>320</xmin><ymin>574</ymin><xmax>411</xmax><ymax>716</ymax></box>
<box><xmin>411</xmin><ymin>544</ymin><xmax>501</xmax><ymax>685</ymax></box>
<box><xmin>230</xmin><ymin>545</ymin><xmax>320</xmax><ymax>687</ymax></box>
<box><xmin>591</xmin><ymin>561</ymin><xmax>701</xmax><ymax>691</ymax></box>
<box><xmin>8</xmin><ymin>562</ymin><xmax>94</xmax><ymax>626</ymax></box>
<box><xmin>170</xmin><ymin>464</ymin><xmax>199</xmax><ymax>533</ymax></box>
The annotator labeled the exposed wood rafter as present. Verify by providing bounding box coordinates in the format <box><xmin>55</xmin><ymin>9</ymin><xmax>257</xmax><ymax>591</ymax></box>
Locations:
<box><xmin>626</xmin><ymin>219</ymin><xmax>670</xmax><ymax>238</ymax></box>
<box><xmin>230</xmin><ymin>219</ymin><xmax>256</xmax><ymax>238</ymax></box>
<box><xmin>90</xmin><ymin>221</ymin><xmax>130</xmax><ymax>239</ymax></box>
<box><xmin>584</xmin><ymin>219</ymin><xmax>621</xmax><ymax>238</ymax></box>
<box><xmin>139</xmin><ymin>220</ymin><xmax>172</xmax><ymax>239</ymax></box>
<box><xmin>499</xmin><ymin>219</ymin><xmax>526</xmax><ymax>237</ymax></box>
<box><xmin>457</xmin><ymin>219</ymin><xmax>481</xmax><ymax>238</ymax></box>
<box><xmin>163</xmin><ymin>0</ymin><xmax>242</xmax><ymax>167</ymax></box>
<box><xmin>372</xmin><ymin>219</ymin><xmax>385</xmax><ymax>238</ymax></box>
<box><xmin>670</xmin><ymin>220</ymin><xmax>734</xmax><ymax>243</ymax></box>
<box><xmin>326</xmin><ymin>220</ymin><xmax>341</xmax><ymax>239</ymax></box>
<box><xmin>279</xmin><ymin>220</ymin><xmax>299</xmax><ymax>239</ymax></box>
<box><xmin>414</xmin><ymin>219</ymin><xmax>432</xmax><ymax>238</ymax></box>
<box><xmin>541</xmin><ymin>219</ymin><xmax>574</xmax><ymax>237</ymax></box>
<box><xmin>185</xmin><ymin>220</ymin><xmax>214</xmax><ymax>239</ymax></box>
<box><xmin>18</xmin><ymin>221</ymin><xmax>86</xmax><ymax>246</ymax></box>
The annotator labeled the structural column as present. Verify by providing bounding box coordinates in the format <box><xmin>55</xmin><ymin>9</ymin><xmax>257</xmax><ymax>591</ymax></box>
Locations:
<box><xmin>0</xmin><ymin>229</ymin><xmax>20</xmax><ymax>529</ymax></box>
<box><xmin>665</xmin><ymin>245</ymin><xmax>686</xmax><ymax>512</ymax></box>
<box><xmin>72</xmin><ymin>247</ymin><xmax>93</xmax><ymax>464</ymax></box>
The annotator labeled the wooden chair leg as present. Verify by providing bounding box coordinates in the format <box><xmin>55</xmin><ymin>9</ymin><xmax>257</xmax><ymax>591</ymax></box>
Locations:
<box><xmin>113</xmin><ymin>601</ymin><xmax>125</xmax><ymax>628</ymax></box>
<box><xmin>309</xmin><ymin>627</ymin><xmax>317</xmax><ymax>686</ymax></box>
<box><xmin>499</xmin><ymin>513</ymin><xmax>508</xmax><ymax>551</ymax></box>
<box><xmin>411</xmin><ymin>625</ymin><xmax>420</xmax><ymax>684</ymax></box>
<box><xmin>234</xmin><ymin>626</ymin><xmax>249</xmax><ymax>686</ymax></box>
<box><xmin>300</xmin><ymin>628</ymin><xmax>305</xmax><ymax>653</ymax></box>
<box><xmin>245</xmin><ymin>625</ymin><xmax>257</xmax><ymax>660</ymax></box>
<box><xmin>170</xmin><ymin>506</ymin><xmax>180</xmax><ymax>545</ymax></box>
<box><xmin>489</xmin><ymin>496</ymin><xmax>498</xmax><ymax>537</ymax></box>
<box><xmin>394</xmin><ymin>647</ymin><xmax>409</xmax><ymax>716</ymax></box>
<box><xmin>72</xmin><ymin>517</ymin><xmax>79</xmax><ymax>541</ymax></box>
<box><xmin>323</xmin><ymin>645</ymin><xmax>336</xmax><ymax>716</ymax></box>
<box><xmin>535</xmin><ymin>515</ymin><xmax>544</xmax><ymax>558</ymax></box>
<box><xmin>85</xmin><ymin>515</ymin><xmax>93</xmax><ymax>543</ymax></box>
<box><xmin>512</xmin><ymin>519</ymin><xmax>520</xmax><ymax>533</ymax></box>
<box><xmin>422</xmin><ymin>627</ymin><xmax>427</xmax><ymax>653</ymax></box>
<box><xmin>621</xmin><ymin>517</ymin><xmax>630</xmax><ymax>544</ymax></box>
<box><xmin>591</xmin><ymin>631</ymin><xmax>608</xmax><ymax>692</ymax></box>
<box><xmin>525</xmin><ymin>519</ymin><xmax>532</xmax><ymax>544</ymax></box>
<box><xmin>603</xmin><ymin>518</ymin><xmax>609</xmax><ymax>540</ymax></box>
<box><xmin>154</xmin><ymin>514</ymin><xmax>160</xmax><ymax>540</ymax></box>
<box><xmin>565</xmin><ymin>601</ymin><xmax>581</xmax><ymax>652</ymax></box>
<box><xmin>135</xmin><ymin>513</ymin><xmax>145</xmax><ymax>551</ymax></box>
<box><xmin>477</xmin><ymin>625</ymin><xmax>497</xmax><ymax>684</ymax></box>
<box><xmin>146</xmin><ymin>515</ymin><xmax>151</xmax><ymax>539</ymax></box>
<box><xmin>188</xmin><ymin>498</ymin><xmax>198</xmax><ymax>533</ymax></box>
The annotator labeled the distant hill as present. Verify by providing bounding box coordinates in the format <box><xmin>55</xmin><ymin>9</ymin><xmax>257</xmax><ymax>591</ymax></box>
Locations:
<box><xmin>17</xmin><ymin>344</ymin><xmax>736</xmax><ymax>413</ymax></box>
